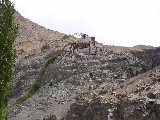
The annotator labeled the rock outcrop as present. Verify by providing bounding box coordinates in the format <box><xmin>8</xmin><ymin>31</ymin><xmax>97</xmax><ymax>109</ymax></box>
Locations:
<box><xmin>131</xmin><ymin>47</ymin><xmax>160</xmax><ymax>70</ymax></box>
<box><xmin>64</xmin><ymin>66</ymin><xmax>160</xmax><ymax>120</ymax></box>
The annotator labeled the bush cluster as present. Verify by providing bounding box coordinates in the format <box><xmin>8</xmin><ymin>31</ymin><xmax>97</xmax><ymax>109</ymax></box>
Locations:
<box><xmin>13</xmin><ymin>82</ymin><xmax>41</xmax><ymax>105</ymax></box>
<box><xmin>44</xmin><ymin>53</ymin><xmax>61</xmax><ymax>68</ymax></box>
<box><xmin>14</xmin><ymin>50</ymin><xmax>63</xmax><ymax>105</ymax></box>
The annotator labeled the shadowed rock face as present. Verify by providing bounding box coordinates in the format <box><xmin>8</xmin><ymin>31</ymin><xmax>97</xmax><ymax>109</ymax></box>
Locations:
<box><xmin>131</xmin><ymin>47</ymin><xmax>160</xmax><ymax>70</ymax></box>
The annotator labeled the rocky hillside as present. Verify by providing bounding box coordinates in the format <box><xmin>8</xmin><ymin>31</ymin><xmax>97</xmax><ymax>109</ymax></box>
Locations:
<box><xmin>14</xmin><ymin>11</ymin><xmax>79</xmax><ymax>62</ymax></box>
<box><xmin>10</xmin><ymin>11</ymin><xmax>79</xmax><ymax>101</ymax></box>
<box><xmin>131</xmin><ymin>47</ymin><xmax>160</xmax><ymax>70</ymax></box>
<box><xmin>64</xmin><ymin>65</ymin><xmax>160</xmax><ymax>120</ymax></box>
<box><xmin>8</xmin><ymin>12</ymin><xmax>160</xmax><ymax>120</ymax></box>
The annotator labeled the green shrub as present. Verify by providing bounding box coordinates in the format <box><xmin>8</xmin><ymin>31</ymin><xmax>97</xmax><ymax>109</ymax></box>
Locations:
<box><xmin>14</xmin><ymin>95</ymin><xmax>30</xmax><ymax>105</ymax></box>
<box><xmin>44</xmin><ymin>54</ymin><xmax>61</xmax><ymax>68</ymax></box>
<box><xmin>28</xmin><ymin>89</ymin><xmax>36</xmax><ymax>95</ymax></box>
<box><xmin>37</xmin><ymin>52</ymin><xmax>62</xmax><ymax>82</ymax></box>
<box><xmin>32</xmin><ymin>82</ymin><xmax>41</xmax><ymax>91</ymax></box>
<box><xmin>13</xmin><ymin>82</ymin><xmax>41</xmax><ymax>105</ymax></box>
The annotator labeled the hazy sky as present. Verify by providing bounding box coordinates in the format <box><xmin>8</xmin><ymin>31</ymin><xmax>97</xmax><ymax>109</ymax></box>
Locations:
<box><xmin>11</xmin><ymin>0</ymin><xmax>160</xmax><ymax>47</ymax></box>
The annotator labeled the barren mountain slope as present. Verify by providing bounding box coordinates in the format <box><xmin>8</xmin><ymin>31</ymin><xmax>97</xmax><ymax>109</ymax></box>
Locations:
<box><xmin>64</xmin><ymin>65</ymin><xmax>160</xmax><ymax>120</ymax></box>
<box><xmin>14</xmin><ymin>11</ymin><xmax>79</xmax><ymax>62</ymax></box>
<box><xmin>10</xmin><ymin>11</ymin><xmax>79</xmax><ymax>101</ymax></box>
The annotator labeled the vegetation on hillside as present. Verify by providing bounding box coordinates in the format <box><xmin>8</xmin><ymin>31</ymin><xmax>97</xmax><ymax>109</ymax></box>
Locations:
<box><xmin>37</xmin><ymin>50</ymin><xmax>63</xmax><ymax>82</ymax></box>
<box><xmin>13</xmin><ymin>82</ymin><xmax>41</xmax><ymax>105</ymax></box>
<box><xmin>13</xmin><ymin>50</ymin><xmax>63</xmax><ymax>105</ymax></box>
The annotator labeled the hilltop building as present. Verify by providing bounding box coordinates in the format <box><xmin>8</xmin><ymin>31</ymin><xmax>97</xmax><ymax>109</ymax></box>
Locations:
<box><xmin>81</xmin><ymin>34</ymin><xmax>95</xmax><ymax>43</ymax></box>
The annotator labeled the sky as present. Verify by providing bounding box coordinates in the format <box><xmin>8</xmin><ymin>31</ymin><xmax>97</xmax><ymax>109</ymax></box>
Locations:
<box><xmin>10</xmin><ymin>0</ymin><xmax>160</xmax><ymax>47</ymax></box>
